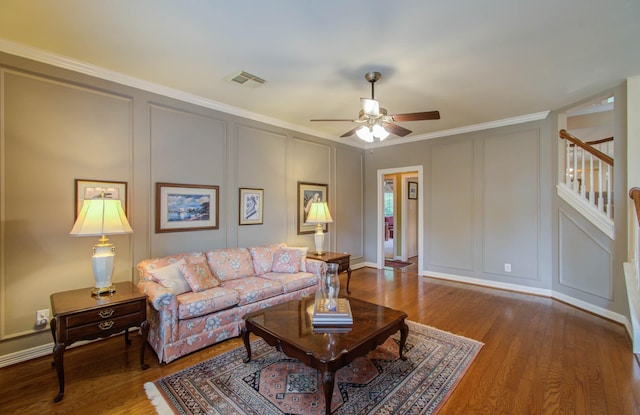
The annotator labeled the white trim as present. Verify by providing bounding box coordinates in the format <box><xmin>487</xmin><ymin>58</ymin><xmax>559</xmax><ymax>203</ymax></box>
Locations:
<box><xmin>422</xmin><ymin>270</ymin><xmax>630</xmax><ymax>335</ymax></box>
<box><xmin>369</xmin><ymin>111</ymin><xmax>551</xmax><ymax>148</ymax></box>
<box><xmin>377</xmin><ymin>166</ymin><xmax>424</xmax><ymax>273</ymax></box>
<box><xmin>624</xmin><ymin>262</ymin><xmax>640</xmax><ymax>354</ymax></box>
<box><xmin>0</xmin><ymin>342</ymin><xmax>51</xmax><ymax>368</ymax></box>
<box><xmin>0</xmin><ymin>328</ymin><xmax>138</xmax><ymax>368</ymax></box>
<box><xmin>425</xmin><ymin>270</ymin><xmax>553</xmax><ymax>297</ymax></box>
<box><xmin>556</xmin><ymin>184</ymin><xmax>614</xmax><ymax>239</ymax></box>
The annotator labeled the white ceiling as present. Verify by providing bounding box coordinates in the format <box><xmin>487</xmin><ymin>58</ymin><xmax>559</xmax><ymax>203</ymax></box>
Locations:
<box><xmin>1</xmin><ymin>0</ymin><xmax>639</xmax><ymax>146</ymax></box>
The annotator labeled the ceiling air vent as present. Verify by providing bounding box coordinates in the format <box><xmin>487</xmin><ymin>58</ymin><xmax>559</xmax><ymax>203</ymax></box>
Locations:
<box><xmin>226</xmin><ymin>71</ymin><xmax>266</xmax><ymax>88</ymax></box>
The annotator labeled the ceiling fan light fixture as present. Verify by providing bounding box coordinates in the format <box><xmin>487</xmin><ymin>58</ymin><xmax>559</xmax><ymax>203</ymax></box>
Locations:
<box><xmin>373</xmin><ymin>124</ymin><xmax>389</xmax><ymax>140</ymax></box>
<box><xmin>356</xmin><ymin>126</ymin><xmax>374</xmax><ymax>142</ymax></box>
<box><xmin>361</xmin><ymin>98</ymin><xmax>379</xmax><ymax>117</ymax></box>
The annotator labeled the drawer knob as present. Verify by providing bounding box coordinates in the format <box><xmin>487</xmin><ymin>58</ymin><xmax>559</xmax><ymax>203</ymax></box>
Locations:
<box><xmin>98</xmin><ymin>321</ymin><xmax>115</xmax><ymax>330</ymax></box>
<box><xmin>99</xmin><ymin>309</ymin><xmax>115</xmax><ymax>318</ymax></box>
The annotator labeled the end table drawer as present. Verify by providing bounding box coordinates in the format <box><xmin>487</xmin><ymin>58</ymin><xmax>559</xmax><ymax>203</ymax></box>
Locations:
<box><xmin>333</xmin><ymin>257</ymin><xmax>350</xmax><ymax>271</ymax></box>
<box><xmin>65</xmin><ymin>301</ymin><xmax>144</xmax><ymax>328</ymax></box>
<box><xmin>66</xmin><ymin>311</ymin><xmax>145</xmax><ymax>338</ymax></box>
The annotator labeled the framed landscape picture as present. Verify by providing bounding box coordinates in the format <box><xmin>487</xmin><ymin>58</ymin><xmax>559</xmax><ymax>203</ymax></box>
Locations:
<box><xmin>297</xmin><ymin>181</ymin><xmax>328</xmax><ymax>235</ymax></box>
<box><xmin>239</xmin><ymin>188</ymin><xmax>263</xmax><ymax>225</ymax></box>
<box><xmin>75</xmin><ymin>179</ymin><xmax>127</xmax><ymax>219</ymax></box>
<box><xmin>156</xmin><ymin>182</ymin><xmax>219</xmax><ymax>233</ymax></box>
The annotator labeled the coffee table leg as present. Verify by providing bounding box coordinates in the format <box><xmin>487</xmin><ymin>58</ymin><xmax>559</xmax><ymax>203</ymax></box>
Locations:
<box><xmin>241</xmin><ymin>327</ymin><xmax>252</xmax><ymax>363</ymax></box>
<box><xmin>321</xmin><ymin>369</ymin><xmax>335</xmax><ymax>415</ymax></box>
<box><xmin>399</xmin><ymin>321</ymin><xmax>409</xmax><ymax>360</ymax></box>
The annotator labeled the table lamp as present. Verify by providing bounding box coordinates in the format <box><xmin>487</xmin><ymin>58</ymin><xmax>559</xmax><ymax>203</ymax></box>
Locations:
<box><xmin>305</xmin><ymin>202</ymin><xmax>333</xmax><ymax>255</ymax></box>
<box><xmin>69</xmin><ymin>193</ymin><xmax>133</xmax><ymax>296</ymax></box>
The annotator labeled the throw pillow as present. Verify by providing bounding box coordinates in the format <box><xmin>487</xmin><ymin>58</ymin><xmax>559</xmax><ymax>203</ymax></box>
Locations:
<box><xmin>149</xmin><ymin>258</ymin><xmax>190</xmax><ymax>295</ymax></box>
<box><xmin>272</xmin><ymin>248</ymin><xmax>302</xmax><ymax>273</ymax></box>
<box><xmin>283</xmin><ymin>246</ymin><xmax>308</xmax><ymax>272</ymax></box>
<box><xmin>248</xmin><ymin>243</ymin><xmax>284</xmax><ymax>275</ymax></box>
<box><xmin>180</xmin><ymin>258</ymin><xmax>220</xmax><ymax>292</ymax></box>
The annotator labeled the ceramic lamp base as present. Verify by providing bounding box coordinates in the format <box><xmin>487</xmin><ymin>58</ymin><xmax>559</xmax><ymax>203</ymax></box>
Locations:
<box><xmin>91</xmin><ymin>241</ymin><xmax>116</xmax><ymax>297</ymax></box>
<box><xmin>314</xmin><ymin>224</ymin><xmax>325</xmax><ymax>255</ymax></box>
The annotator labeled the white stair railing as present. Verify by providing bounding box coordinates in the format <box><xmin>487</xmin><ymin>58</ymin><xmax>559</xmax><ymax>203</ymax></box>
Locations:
<box><xmin>560</xmin><ymin>129</ymin><xmax>614</xmax><ymax>219</ymax></box>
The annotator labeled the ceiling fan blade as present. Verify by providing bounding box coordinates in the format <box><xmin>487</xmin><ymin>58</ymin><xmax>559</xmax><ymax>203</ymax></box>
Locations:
<box><xmin>391</xmin><ymin>111</ymin><xmax>441</xmax><ymax>122</ymax></box>
<box><xmin>361</xmin><ymin>98</ymin><xmax>379</xmax><ymax>117</ymax></box>
<box><xmin>385</xmin><ymin>123</ymin><xmax>412</xmax><ymax>137</ymax></box>
<box><xmin>310</xmin><ymin>118</ymin><xmax>356</xmax><ymax>122</ymax></box>
<box><xmin>340</xmin><ymin>126</ymin><xmax>360</xmax><ymax>137</ymax></box>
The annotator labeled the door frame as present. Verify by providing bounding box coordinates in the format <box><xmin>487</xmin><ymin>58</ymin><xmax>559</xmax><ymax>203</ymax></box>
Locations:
<box><xmin>377</xmin><ymin>165</ymin><xmax>424</xmax><ymax>273</ymax></box>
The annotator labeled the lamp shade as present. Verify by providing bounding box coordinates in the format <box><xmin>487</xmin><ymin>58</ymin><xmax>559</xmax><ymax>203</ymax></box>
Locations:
<box><xmin>305</xmin><ymin>202</ymin><xmax>333</xmax><ymax>224</ymax></box>
<box><xmin>70</xmin><ymin>198</ymin><xmax>133</xmax><ymax>236</ymax></box>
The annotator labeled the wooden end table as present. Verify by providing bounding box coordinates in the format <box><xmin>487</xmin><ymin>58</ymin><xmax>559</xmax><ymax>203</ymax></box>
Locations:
<box><xmin>49</xmin><ymin>281</ymin><xmax>149</xmax><ymax>402</ymax></box>
<box><xmin>242</xmin><ymin>296</ymin><xmax>408</xmax><ymax>415</ymax></box>
<box><xmin>307</xmin><ymin>251</ymin><xmax>352</xmax><ymax>293</ymax></box>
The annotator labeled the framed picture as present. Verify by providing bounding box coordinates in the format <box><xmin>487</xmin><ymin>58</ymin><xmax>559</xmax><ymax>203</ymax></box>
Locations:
<box><xmin>75</xmin><ymin>179</ymin><xmax>127</xmax><ymax>219</ymax></box>
<box><xmin>239</xmin><ymin>188</ymin><xmax>263</xmax><ymax>225</ymax></box>
<box><xmin>155</xmin><ymin>182</ymin><xmax>219</xmax><ymax>233</ymax></box>
<box><xmin>297</xmin><ymin>182</ymin><xmax>328</xmax><ymax>235</ymax></box>
<box><xmin>408</xmin><ymin>181</ymin><xmax>418</xmax><ymax>200</ymax></box>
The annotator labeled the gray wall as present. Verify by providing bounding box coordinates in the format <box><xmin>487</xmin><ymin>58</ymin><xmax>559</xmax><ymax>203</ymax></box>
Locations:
<box><xmin>365</xmin><ymin>122</ymin><xmax>553</xmax><ymax>290</ymax></box>
<box><xmin>0</xmin><ymin>48</ymin><xmax>629</xmax><ymax>360</ymax></box>
<box><xmin>0</xmin><ymin>51</ymin><xmax>364</xmax><ymax>357</ymax></box>
<box><xmin>364</xmin><ymin>94</ymin><xmax>629</xmax><ymax>318</ymax></box>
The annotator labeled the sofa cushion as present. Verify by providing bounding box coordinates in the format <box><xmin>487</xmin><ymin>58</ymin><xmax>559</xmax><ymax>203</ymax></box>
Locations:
<box><xmin>282</xmin><ymin>245</ymin><xmax>308</xmax><ymax>272</ymax></box>
<box><xmin>248</xmin><ymin>243</ymin><xmax>285</xmax><ymax>275</ymax></box>
<box><xmin>180</xmin><ymin>257</ymin><xmax>220</xmax><ymax>292</ymax></box>
<box><xmin>261</xmin><ymin>271</ymin><xmax>318</xmax><ymax>293</ymax></box>
<box><xmin>206</xmin><ymin>248</ymin><xmax>256</xmax><ymax>281</ymax></box>
<box><xmin>175</xmin><ymin>287</ymin><xmax>240</xmax><ymax>320</ymax></box>
<box><xmin>148</xmin><ymin>259</ymin><xmax>191</xmax><ymax>295</ymax></box>
<box><xmin>272</xmin><ymin>248</ymin><xmax>303</xmax><ymax>273</ymax></box>
<box><xmin>222</xmin><ymin>276</ymin><xmax>284</xmax><ymax>305</ymax></box>
<box><xmin>137</xmin><ymin>251</ymin><xmax>206</xmax><ymax>280</ymax></box>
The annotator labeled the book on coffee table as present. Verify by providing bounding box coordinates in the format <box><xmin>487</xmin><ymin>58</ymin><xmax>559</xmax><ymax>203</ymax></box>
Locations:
<box><xmin>313</xmin><ymin>298</ymin><xmax>353</xmax><ymax>326</ymax></box>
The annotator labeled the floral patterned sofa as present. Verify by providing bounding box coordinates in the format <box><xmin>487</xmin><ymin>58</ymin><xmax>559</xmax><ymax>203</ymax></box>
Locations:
<box><xmin>136</xmin><ymin>243</ymin><xmax>325</xmax><ymax>363</ymax></box>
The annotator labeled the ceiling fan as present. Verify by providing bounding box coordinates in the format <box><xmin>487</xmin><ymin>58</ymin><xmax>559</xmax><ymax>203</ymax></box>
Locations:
<box><xmin>311</xmin><ymin>71</ymin><xmax>440</xmax><ymax>142</ymax></box>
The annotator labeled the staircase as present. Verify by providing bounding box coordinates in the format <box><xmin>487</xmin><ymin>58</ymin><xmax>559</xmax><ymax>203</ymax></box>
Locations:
<box><xmin>557</xmin><ymin>129</ymin><xmax>614</xmax><ymax>238</ymax></box>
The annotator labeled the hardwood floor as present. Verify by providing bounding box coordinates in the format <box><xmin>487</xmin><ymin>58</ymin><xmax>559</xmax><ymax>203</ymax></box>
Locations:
<box><xmin>2</xmin><ymin>266</ymin><xmax>639</xmax><ymax>414</ymax></box>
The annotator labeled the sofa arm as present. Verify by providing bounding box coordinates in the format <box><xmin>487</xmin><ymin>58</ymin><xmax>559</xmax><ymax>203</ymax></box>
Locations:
<box><xmin>305</xmin><ymin>258</ymin><xmax>327</xmax><ymax>278</ymax></box>
<box><xmin>137</xmin><ymin>279</ymin><xmax>179</xmax><ymax>345</ymax></box>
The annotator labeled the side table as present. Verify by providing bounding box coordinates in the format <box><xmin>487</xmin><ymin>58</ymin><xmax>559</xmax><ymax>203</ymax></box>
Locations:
<box><xmin>49</xmin><ymin>281</ymin><xmax>149</xmax><ymax>402</ymax></box>
<box><xmin>307</xmin><ymin>251</ymin><xmax>352</xmax><ymax>293</ymax></box>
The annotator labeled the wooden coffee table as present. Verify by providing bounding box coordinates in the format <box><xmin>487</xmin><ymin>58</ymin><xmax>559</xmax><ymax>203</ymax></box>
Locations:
<box><xmin>241</xmin><ymin>296</ymin><xmax>408</xmax><ymax>415</ymax></box>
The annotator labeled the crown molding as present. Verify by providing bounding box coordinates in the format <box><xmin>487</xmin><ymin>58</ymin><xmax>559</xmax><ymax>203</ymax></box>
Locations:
<box><xmin>0</xmin><ymin>38</ymin><xmax>339</xmax><ymax>142</ymax></box>
<box><xmin>1</xmin><ymin>38</ymin><xmax>547</xmax><ymax>150</ymax></box>
<box><xmin>368</xmin><ymin>110</ymin><xmax>551</xmax><ymax>149</ymax></box>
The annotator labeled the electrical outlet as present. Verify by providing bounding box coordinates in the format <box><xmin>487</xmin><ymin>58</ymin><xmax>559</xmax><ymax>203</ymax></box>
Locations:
<box><xmin>36</xmin><ymin>309</ymin><xmax>49</xmax><ymax>325</ymax></box>
<box><xmin>504</xmin><ymin>263</ymin><xmax>512</xmax><ymax>272</ymax></box>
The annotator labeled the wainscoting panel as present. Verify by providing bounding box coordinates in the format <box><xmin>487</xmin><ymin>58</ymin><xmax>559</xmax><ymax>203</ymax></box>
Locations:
<box><xmin>0</xmin><ymin>68</ymin><xmax>133</xmax><ymax>339</ymax></box>
<box><xmin>236</xmin><ymin>125</ymin><xmax>287</xmax><ymax>246</ymax></box>
<box><xmin>482</xmin><ymin>129</ymin><xmax>540</xmax><ymax>280</ymax></box>
<box><xmin>428</xmin><ymin>139</ymin><xmax>474</xmax><ymax>271</ymax></box>
<box><xmin>335</xmin><ymin>146</ymin><xmax>365</xmax><ymax>261</ymax></box>
<box><xmin>149</xmin><ymin>103</ymin><xmax>227</xmax><ymax>256</ymax></box>
<box><xmin>559</xmin><ymin>210</ymin><xmax>613</xmax><ymax>300</ymax></box>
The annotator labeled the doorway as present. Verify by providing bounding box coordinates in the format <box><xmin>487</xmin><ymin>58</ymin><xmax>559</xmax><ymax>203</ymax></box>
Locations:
<box><xmin>377</xmin><ymin>166</ymin><xmax>423</xmax><ymax>273</ymax></box>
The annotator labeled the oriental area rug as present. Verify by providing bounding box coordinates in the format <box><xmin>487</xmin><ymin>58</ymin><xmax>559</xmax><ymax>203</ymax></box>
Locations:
<box><xmin>145</xmin><ymin>321</ymin><xmax>483</xmax><ymax>415</ymax></box>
